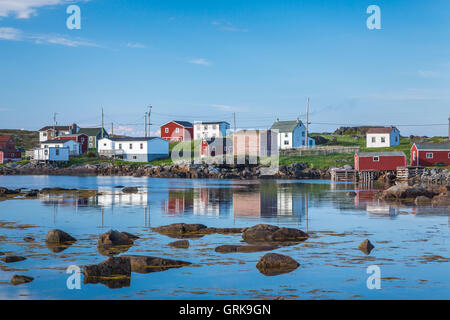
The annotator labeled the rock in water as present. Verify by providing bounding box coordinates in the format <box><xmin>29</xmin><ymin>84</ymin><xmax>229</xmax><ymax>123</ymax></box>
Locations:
<box><xmin>122</xmin><ymin>187</ymin><xmax>139</xmax><ymax>193</ymax></box>
<box><xmin>215</xmin><ymin>244</ymin><xmax>279</xmax><ymax>253</ymax></box>
<box><xmin>358</xmin><ymin>239</ymin><xmax>375</xmax><ymax>255</ymax></box>
<box><xmin>45</xmin><ymin>229</ymin><xmax>77</xmax><ymax>244</ymax></box>
<box><xmin>1</xmin><ymin>255</ymin><xmax>26</xmax><ymax>263</ymax></box>
<box><xmin>256</xmin><ymin>253</ymin><xmax>299</xmax><ymax>276</ymax></box>
<box><xmin>11</xmin><ymin>275</ymin><xmax>34</xmax><ymax>285</ymax></box>
<box><xmin>24</xmin><ymin>237</ymin><xmax>35</xmax><ymax>242</ymax></box>
<box><xmin>415</xmin><ymin>196</ymin><xmax>431</xmax><ymax>204</ymax></box>
<box><xmin>121</xmin><ymin>255</ymin><xmax>192</xmax><ymax>273</ymax></box>
<box><xmin>168</xmin><ymin>240</ymin><xmax>189</xmax><ymax>248</ymax></box>
<box><xmin>154</xmin><ymin>223</ymin><xmax>208</xmax><ymax>234</ymax></box>
<box><xmin>98</xmin><ymin>230</ymin><xmax>136</xmax><ymax>246</ymax></box>
<box><xmin>242</xmin><ymin>224</ymin><xmax>308</xmax><ymax>243</ymax></box>
<box><xmin>84</xmin><ymin>257</ymin><xmax>131</xmax><ymax>278</ymax></box>
<box><xmin>0</xmin><ymin>252</ymin><xmax>4</xmax><ymax>256</ymax></box>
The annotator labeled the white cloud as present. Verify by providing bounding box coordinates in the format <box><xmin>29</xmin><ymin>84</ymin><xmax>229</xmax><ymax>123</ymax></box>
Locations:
<box><xmin>0</xmin><ymin>26</ymin><xmax>98</xmax><ymax>47</ymax></box>
<box><xmin>0</xmin><ymin>108</ymin><xmax>10</xmax><ymax>111</ymax></box>
<box><xmin>418</xmin><ymin>70</ymin><xmax>441</xmax><ymax>78</ymax></box>
<box><xmin>0</xmin><ymin>27</ymin><xmax>22</xmax><ymax>40</ymax></box>
<box><xmin>188</xmin><ymin>58</ymin><xmax>212</xmax><ymax>66</ymax></box>
<box><xmin>0</xmin><ymin>0</ymin><xmax>71</xmax><ymax>19</ymax></box>
<box><xmin>125</xmin><ymin>42</ymin><xmax>146</xmax><ymax>49</ymax></box>
<box><xmin>211</xmin><ymin>20</ymin><xmax>248</xmax><ymax>33</ymax></box>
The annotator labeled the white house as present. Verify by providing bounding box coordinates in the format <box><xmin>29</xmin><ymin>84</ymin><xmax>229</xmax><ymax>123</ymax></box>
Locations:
<box><xmin>33</xmin><ymin>147</ymin><xmax>69</xmax><ymax>162</ymax></box>
<box><xmin>270</xmin><ymin>119</ymin><xmax>315</xmax><ymax>149</ymax></box>
<box><xmin>38</xmin><ymin>124</ymin><xmax>79</xmax><ymax>142</ymax></box>
<box><xmin>194</xmin><ymin>121</ymin><xmax>230</xmax><ymax>140</ymax></box>
<box><xmin>366</xmin><ymin>127</ymin><xmax>400</xmax><ymax>148</ymax></box>
<box><xmin>98</xmin><ymin>137</ymin><xmax>169</xmax><ymax>162</ymax></box>
<box><xmin>40</xmin><ymin>139</ymin><xmax>81</xmax><ymax>156</ymax></box>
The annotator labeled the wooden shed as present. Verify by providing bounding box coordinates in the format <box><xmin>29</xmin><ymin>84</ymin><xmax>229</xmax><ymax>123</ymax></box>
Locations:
<box><xmin>355</xmin><ymin>151</ymin><xmax>406</xmax><ymax>171</ymax></box>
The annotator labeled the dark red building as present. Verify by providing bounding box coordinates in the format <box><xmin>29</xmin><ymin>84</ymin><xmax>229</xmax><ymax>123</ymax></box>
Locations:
<box><xmin>160</xmin><ymin>121</ymin><xmax>193</xmax><ymax>142</ymax></box>
<box><xmin>411</xmin><ymin>142</ymin><xmax>450</xmax><ymax>167</ymax></box>
<box><xmin>355</xmin><ymin>152</ymin><xmax>406</xmax><ymax>171</ymax></box>
<box><xmin>56</xmin><ymin>133</ymin><xmax>88</xmax><ymax>154</ymax></box>
<box><xmin>0</xmin><ymin>136</ymin><xmax>21</xmax><ymax>164</ymax></box>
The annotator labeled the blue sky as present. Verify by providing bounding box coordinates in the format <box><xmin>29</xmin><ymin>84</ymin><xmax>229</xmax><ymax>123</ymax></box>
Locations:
<box><xmin>0</xmin><ymin>0</ymin><xmax>449</xmax><ymax>137</ymax></box>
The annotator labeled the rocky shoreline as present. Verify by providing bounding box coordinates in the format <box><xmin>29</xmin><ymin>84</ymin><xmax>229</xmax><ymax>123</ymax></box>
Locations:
<box><xmin>0</xmin><ymin>162</ymin><xmax>449</xmax><ymax>185</ymax></box>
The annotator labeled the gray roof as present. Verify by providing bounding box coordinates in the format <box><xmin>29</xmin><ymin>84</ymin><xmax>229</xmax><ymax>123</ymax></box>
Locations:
<box><xmin>270</xmin><ymin>120</ymin><xmax>303</xmax><ymax>132</ymax></box>
<box><xmin>41</xmin><ymin>139</ymin><xmax>73</xmax><ymax>144</ymax></box>
<box><xmin>108</xmin><ymin>137</ymin><xmax>161</xmax><ymax>142</ymax></box>
<box><xmin>78</xmin><ymin>127</ymin><xmax>107</xmax><ymax>136</ymax></box>
<box><xmin>357</xmin><ymin>152</ymin><xmax>406</xmax><ymax>157</ymax></box>
<box><xmin>415</xmin><ymin>142</ymin><xmax>450</xmax><ymax>150</ymax></box>
<box><xmin>194</xmin><ymin>121</ymin><xmax>230</xmax><ymax>125</ymax></box>
<box><xmin>172</xmin><ymin>121</ymin><xmax>193</xmax><ymax>128</ymax></box>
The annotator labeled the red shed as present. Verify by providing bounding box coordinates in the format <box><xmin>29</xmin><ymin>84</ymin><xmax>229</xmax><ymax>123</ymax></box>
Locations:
<box><xmin>411</xmin><ymin>142</ymin><xmax>450</xmax><ymax>167</ymax></box>
<box><xmin>56</xmin><ymin>133</ymin><xmax>88</xmax><ymax>154</ymax></box>
<box><xmin>160</xmin><ymin>121</ymin><xmax>193</xmax><ymax>142</ymax></box>
<box><xmin>355</xmin><ymin>152</ymin><xmax>406</xmax><ymax>171</ymax></box>
<box><xmin>0</xmin><ymin>136</ymin><xmax>16</xmax><ymax>150</ymax></box>
<box><xmin>0</xmin><ymin>150</ymin><xmax>22</xmax><ymax>164</ymax></box>
<box><xmin>201</xmin><ymin>138</ymin><xmax>228</xmax><ymax>157</ymax></box>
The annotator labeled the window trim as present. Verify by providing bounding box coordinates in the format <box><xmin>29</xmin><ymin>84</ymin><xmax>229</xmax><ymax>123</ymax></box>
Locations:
<box><xmin>373</xmin><ymin>156</ymin><xmax>379</xmax><ymax>162</ymax></box>
<box><xmin>426</xmin><ymin>152</ymin><xmax>433</xmax><ymax>159</ymax></box>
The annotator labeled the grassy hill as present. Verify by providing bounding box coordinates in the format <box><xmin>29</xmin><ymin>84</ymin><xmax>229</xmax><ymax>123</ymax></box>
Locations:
<box><xmin>0</xmin><ymin>129</ymin><xmax>39</xmax><ymax>150</ymax></box>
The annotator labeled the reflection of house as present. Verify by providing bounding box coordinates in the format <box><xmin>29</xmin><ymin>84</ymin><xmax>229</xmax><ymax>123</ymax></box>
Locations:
<box><xmin>366</xmin><ymin>204</ymin><xmax>396</xmax><ymax>216</ymax></box>
<box><xmin>233</xmin><ymin>193</ymin><xmax>261</xmax><ymax>217</ymax></box>
<box><xmin>193</xmin><ymin>189</ymin><xmax>223</xmax><ymax>216</ymax></box>
<box><xmin>96</xmin><ymin>190</ymin><xmax>149</xmax><ymax>207</ymax></box>
<box><xmin>162</xmin><ymin>190</ymin><xmax>193</xmax><ymax>214</ymax></box>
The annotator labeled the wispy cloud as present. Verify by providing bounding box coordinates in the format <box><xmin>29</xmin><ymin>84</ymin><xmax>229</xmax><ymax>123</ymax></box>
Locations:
<box><xmin>0</xmin><ymin>0</ymin><xmax>81</xmax><ymax>19</ymax></box>
<box><xmin>188</xmin><ymin>58</ymin><xmax>212</xmax><ymax>66</ymax></box>
<box><xmin>0</xmin><ymin>26</ymin><xmax>98</xmax><ymax>47</ymax></box>
<box><xmin>418</xmin><ymin>70</ymin><xmax>441</xmax><ymax>78</ymax></box>
<box><xmin>0</xmin><ymin>108</ymin><xmax>10</xmax><ymax>111</ymax></box>
<box><xmin>211</xmin><ymin>20</ymin><xmax>248</xmax><ymax>33</ymax></box>
<box><xmin>125</xmin><ymin>42</ymin><xmax>147</xmax><ymax>49</ymax></box>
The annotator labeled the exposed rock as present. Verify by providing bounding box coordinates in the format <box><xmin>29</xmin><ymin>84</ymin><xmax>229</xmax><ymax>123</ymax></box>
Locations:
<box><xmin>97</xmin><ymin>230</ymin><xmax>137</xmax><ymax>256</ymax></box>
<box><xmin>23</xmin><ymin>237</ymin><xmax>35</xmax><ymax>242</ymax></box>
<box><xmin>1</xmin><ymin>255</ymin><xmax>26</xmax><ymax>263</ymax></box>
<box><xmin>122</xmin><ymin>187</ymin><xmax>139</xmax><ymax>193</ymax></box>
<box><xmin>45</xmin><ymin>229</ymin><xmax>77</xmax><ymax>244</ymax></box>
<box><xmin>256</xmin><ymin>253</ymin><xmax>299</xmax><ymax>276</ymax></box>
<box><xmin>121</xmin><ymin>255</ymin><xmax>191</xmax><ymax>273</ymax></box>
<box><xmin>215</xmin><ymin>244</ymin><xmax>279</xmax><ymax>253</ymax></box>
<box><xmin>242</xmin><ymin>224</ymin><xmax>308</xmax><ymax>243</ymax></box>
<box><xmin>153</xmin><ymin>223</ymin><xmax>208</xmax><ymax>234</ymax></box>
<box><xmin>84</xmin><ymin>257</ymin><xmax>131</xmax><ymax>289</ymax></box>
<box><xmin>415</xmin><ymin>196</ymin><xmax>431</xmax><ymax>204</ymax></box>
<box><xmin>169</xmin><ymin>240</ymin><xmax>189</xmax><ymax>248</ymax></box>
<box><xmin>358</xmin><ymin>239</ymin><xmax>375</xmax><ymax>255</ymax></box>
<box><xmin>376</xmin><ymin>184</ymin><xmax>437</xmax><ymax>201</ymax></box>
<box><xmin>24</xmin><ymin>190</ymin><xmax>38</xmax><ymax>197</ymax></box>
<box><xmin>11</xmin><ymin>275</ymin><xmax>34</xmax><ymax>285</ymax></box>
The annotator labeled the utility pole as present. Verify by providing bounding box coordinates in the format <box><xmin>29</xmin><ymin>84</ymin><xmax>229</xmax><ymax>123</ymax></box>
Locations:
<box><xmin>148</xmin><ymin>105</ymin><xmax>152</xmax><ymax>137</ymax></box>
<box><xmin>305</xmin><ymin>98</ymin><xmax>310</xmax><ymax>149</ymax></box>
<box><xmin>53</xmin><ymin>113</ymin><xmax>57</xmax><ymax>128</ymax></box>
<box><xmin>111</xmin><ymin>122</ymin><xmax>114</xmax><ymax>137</ymax></box>
<box><xmin>101</xmin><ymin>107</ymin><xmax>104</xmax><ymax>139</ymax></box>
<box><xmin>144</xmin><ymin>112</ymin><xmax>148</xmax><ymax>137</ymax></box>
<box><xmin>233</xmin><ymin>112</ymin><xmax>236</xmax><ymax>133</ymax></box>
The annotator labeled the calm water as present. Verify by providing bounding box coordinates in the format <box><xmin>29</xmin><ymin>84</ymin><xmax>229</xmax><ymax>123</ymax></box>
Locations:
<box><xmin>0</xmin><ymin>176</ymin><xmax>448</xmax><ymax>300</ymax></box>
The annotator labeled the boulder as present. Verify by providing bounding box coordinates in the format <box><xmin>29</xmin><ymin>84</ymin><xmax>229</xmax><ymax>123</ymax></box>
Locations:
<box><xmin>358</xmin><ymin>239</ymin><xmax>375</xmax><ymax>255</ymax></box>
<box><xmin>11</xmin><ymin>275</ymin><xmax>34</xmax><ymax>285</ymax></box>
<box><xmin>168</xmin><ymin>240</ymin><xmax>189</xmax><ymax>249</ymax></box>
<box><xmin>84</xmin><ymin>257</ymin><xmax>131</xmax><ymax>278</ymax></box>
<box><xmin>215</xmin><ymin>244</ymin><xmax>278</xmax><ymax>253</ymax></box>
<box><xmin>122</xmin><ymin>187</ymin><xmax>139</xmax><ymax>193</ymax></box>
<box><xmin>121</xmin><ymin>255</ymin><xmax>192</xmax><ymax>273</ymax></box>
<box><xmin>1</xmin><ymin>255</ymin><xmax>26</xmax><ymax>263</ymax></box>
<box><xmin>242</xmin><ymin>224</ymin><xmax>308</xmax><ymax>243</ymax></box>
<box><xmin>256</xmin><ymin>253</ymin><xmax>300</xmax><ymax>276</ymax></box>
<box><xmin>97</xmin><ymin>230</ymin><xmax>136</xmax><ymax>247</ymax></box>
<box><xmin>45</xmin><ymin>229</ymin><xmax>77</xmax><ymax>244</ymax></box>
<box><xmin>24</xmin><ymin>237</ymin><xmax>35</xmax><ymax>242</ymax></box>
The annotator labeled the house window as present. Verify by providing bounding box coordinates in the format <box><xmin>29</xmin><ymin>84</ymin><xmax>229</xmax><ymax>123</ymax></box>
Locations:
<box><xmin>103</xmin><ymin>143</ymin><xmax>107</xmax><ymax>146</ymax></box>
<box><xmin>395</xmin><ymin>136</ymin><xmax>398</xmax><ymax>142</ymax></box>
<box><xmin>140</xmin><ymin>143</ymin><xmax>143</xmax><ymax>149</ymax></box>
<box><xmin>165</xmin><ymin>128</ymin><xmax>169</xmax><ymax>133</ymax></box>
<box><xmin>373</xmin><ymin>156</ymin><xmax>379</xmax><ymax>162</ymax></box>
<box><xmin>43</xmin><ymin>133</ymin><xmax>47</xmax><ymax>137</ymax></box>
<box><xmin>212</xmin><ymin>125</ymin><xmax>217</xmax><ymax>130</ymax></box>
<box><xmin>412</xmin><ymin>151</ymin><xmax>416</xmax><ymax>161</ymax></box>
<box><xmin>89</xmin><ymin>136</ymin><xmax>93</xmax><ymax>141</ymax></box>
<box><xmin>175</xmin><ymin>128</ymin><xmax>179</xmax><ymax>133</ymax></box>
<box><xmin>118</xmin><ymin>144</ymin><xmax>122</xmax><ymax>149</ymax></box>
<box><xmin>448</xmin><ymin>153</ymin><xmax>450</xmax><ymax>159</ymax></box>
<box><xmin>129</xmin><ymin>144</ymin><xmax>133</xmax><ymax>149</ymax></box>
<box><xmin>44</xmin><ymin>145</ymin><xmax>48</xmax><ymax>148</ymax></box>
<box><xmin>426</xmin><ymin>153</ymin><xmax>433</xmax><ymax>159</ymax></box>
<box><xmin>133</xmin><ymin>156</ymin><xmax>137</xmax><ymax>160</ymax></box>
<box><xmin>204</xmin><ymin>126</ymin><xmax>208</xmax><ymax>130</ymax></box>
<box><xmin>371</xmin><ymin>137</ymin><xmax>375</xmax><ymax>143</ymax></box>
<box><xmin>284</xmin><ymin>140</ymin><xmax>289</xmax><ymax>145</ymax></box>
<box><xmin>381</xmin><ymin>137</ymin><xmax>385</xmax><ymax>143</ymax></box>
<box><xmin>56</xmin><ymin>149</ymin><xmax>60</xmax><ymax>156</ymax></box>
<box><xmin>302</xmin><ymin>132</ymin><xmax>305</xmax><ymax>137</ymax></box>
<box><xmin>212</xmin><ymin>146</ymin><xmax>216</xmax><ymax>152</ymax></box>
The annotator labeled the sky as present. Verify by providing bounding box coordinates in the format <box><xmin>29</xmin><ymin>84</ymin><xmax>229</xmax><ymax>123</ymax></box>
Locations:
<box><xmin>0</xmin><ymin>0</ymin><xmax>449</xmax><ymax>137</ymax></box>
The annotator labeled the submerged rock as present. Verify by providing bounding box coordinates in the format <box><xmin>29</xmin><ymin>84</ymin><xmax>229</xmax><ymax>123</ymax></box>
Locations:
<box><xmin>83</xmin><ymin>257</ymin><xmax>131</xmax><ymax>289</ymax></box>
<box><xmin>24</xmin><ymin>237</ymin><xmax>35</xmax><ymax>242</ymax></box>
<box><xmin>242</xmin><ymin>224</ymin><xmax>308</xmax><ymax>243</ymax></box>
<box><xmin>215</xmin><ymin>244</ymin><xmax>279</xmax><ymax>253</ymax></box>
<box><xmin>358</xmin><ymin>239</ymin><xmax>375</xmax><ymax>255</ymax></box>
<box><xmin>1</xmin><ymin>255</ymin><xmax>26</xmax><ymax>263</ymax></box>
<box><xmin>168</xmin><ymin>240</ymin><xmax>189</xmax><ymax>248</ymax></box>
<box><xmin>45</xmin><ymin>229</ymin><xmax>77</xmax><ymax>244</ymax></box>
<box><xmin>256</xmin><ymin>253</ymin><xmax>299</xmax><ymax>276</ymax></box>
<box><xmin>97</xmin><ymin>230</ymin><xmax>137</xmax><ymax>256</ymax></box>
<box><xmin>122</xmin><ymin>187</ymin><xmax>139</xmax><ymax>193</ymax></box>
<box><xmin>121</xmin><ymin>255</ymin><xmax>192</xmax><ymax>273</ymax></box>
<box><xmin>11</xmin><ymin>275</ymin><xmax>34</xmax><ymax>285</ymax></box>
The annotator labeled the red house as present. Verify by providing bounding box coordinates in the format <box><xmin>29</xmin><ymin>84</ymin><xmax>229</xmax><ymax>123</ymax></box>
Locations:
<box><xmin>355</xmin><ymin>152</ymin><xmax>406</xmax><ymax>171</ymax></box>
<box><xmin>0</xmin><ymin>136</ymin><xmax>22</xmax><ymax>164</ymax></box>
<box><xmin>201</xmin><ymin>137</ymin><xmax>228</xmax><ymax>157</ymax></box>
<box><xmin>56</xmin><ymin>133</ymin><xmax>88</xmax><ymax>154</ymax></box>
<box><xmin>160</xmin><ymin>121</ymin><xmax>193</xmax><ymax>142</ymax></box>
<box><xmin>411</xmin><ymin>142</ymin><xmax>450</xmax><ymax>167</ymax></box>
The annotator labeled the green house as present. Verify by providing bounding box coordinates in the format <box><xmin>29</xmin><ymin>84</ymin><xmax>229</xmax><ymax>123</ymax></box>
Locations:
<box><xmin>78</xmin><ymin>128</ymin><xmax>109</xmax><ymax>150</ymax></box>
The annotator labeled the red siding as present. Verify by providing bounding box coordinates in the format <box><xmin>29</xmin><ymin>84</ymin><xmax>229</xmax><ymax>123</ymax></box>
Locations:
<box><xmin>201</xmin><ymin>139</ymin><xmax>227</xmax><ymax>157</ymax></box>
<box><xmin>0</xmin><ymin>151</ymin><xmax>22</xmax><ymax>164</ymax></box>
<box><xmin>160</xmin><ymin>122</ymin><xmax>193</xmax><ymax>142</ymax></box>
<box><xmin>412</xmin><ymin>147</ymin><xmax>450</xmax><ymax>166</ymax></box>
<box><xmin>355</xmin><ymin>154</ymin><xmax>406</xmax><ymax>171</ymax></box>
<box><xmin>56</xmin><ymin>134</ymin><xmax>88</xmax><ymax>154</ymax></box>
